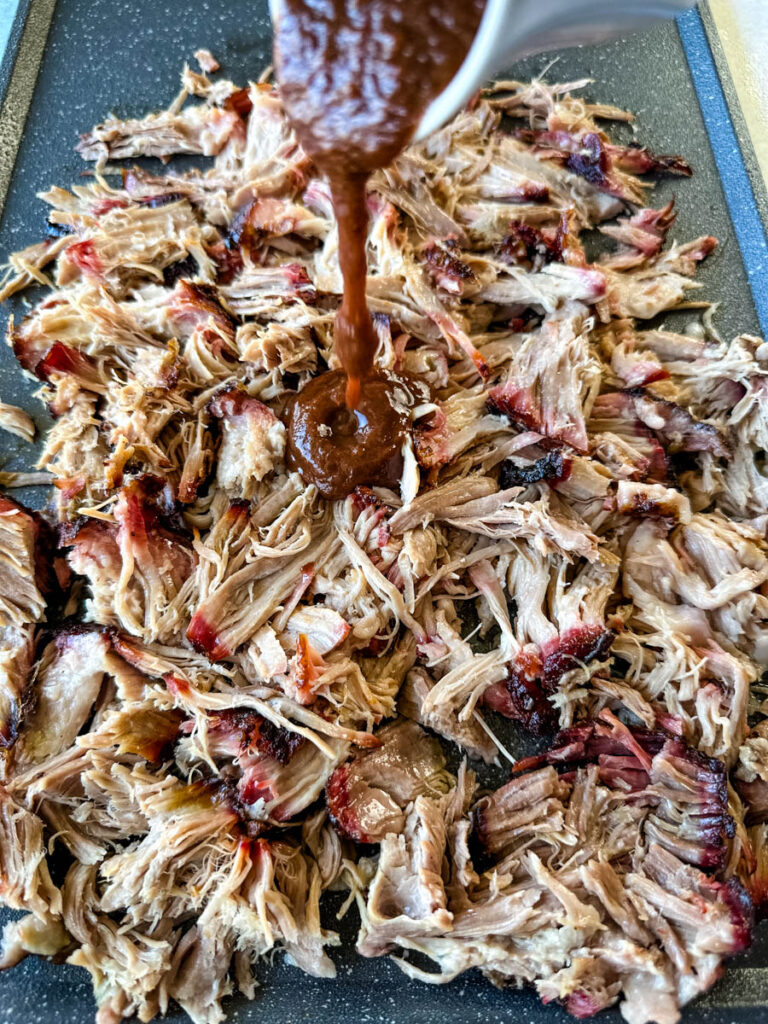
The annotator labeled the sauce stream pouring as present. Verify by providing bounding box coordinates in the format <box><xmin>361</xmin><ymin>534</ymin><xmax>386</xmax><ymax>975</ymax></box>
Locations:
<box><xmin>274</xmin><ymin>0</ymin><xmax>485</xmax><ymax>404</ymax></box>
<box><xmin>272</xmin><ymin>0</ymin><xmax>694</xmax><ymax>498</ymax></box>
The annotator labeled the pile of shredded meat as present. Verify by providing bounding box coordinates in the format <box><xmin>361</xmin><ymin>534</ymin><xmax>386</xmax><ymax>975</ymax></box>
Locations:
<box><xmin>1</xmin><ymin>56</ymin><xmax>767</xmax><ymax>1024</ymax></box>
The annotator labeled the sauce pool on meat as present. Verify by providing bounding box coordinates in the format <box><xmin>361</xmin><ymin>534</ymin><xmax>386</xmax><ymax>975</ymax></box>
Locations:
<box><xmin>284</xmin><ymin>368</ymin><xmax>429</xmax><ymax>499</ymax></box>
<box><xmin>274</xmin><ymin>0</ymin><xmax>486</xmax><ymax>497</ymax></box>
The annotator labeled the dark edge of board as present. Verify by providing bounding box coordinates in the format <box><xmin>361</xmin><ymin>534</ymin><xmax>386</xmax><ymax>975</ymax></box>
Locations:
<box><xmin>0</xmin><ymin>0</ymin><xmax>58</xmax><ymax>212</ymax></box>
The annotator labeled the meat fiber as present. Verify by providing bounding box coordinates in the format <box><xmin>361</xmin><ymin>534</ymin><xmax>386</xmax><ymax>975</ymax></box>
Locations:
<box><xmin>76</xmin><ymin>103</ymin><xmax>244</xmax><ymax>165</ymax></box>
<box><xmin>0</xmin><ymin>626</ymin><xmax>34</xmax><ymax>767</ymax></box>
<box><xmin>357</xmin><ymin>793</ymin><xmax>453</xmax><ymax>957</ymax></box>
<box><xmin>487</xmin><ymin>312</ymin><xmax>601</xmax><ymax>452</ymax></box>
<box><xmin>0</xmin><ymin>787</ymin><xmax>61</xmax><ymax>918</ymax></box>
<box><xmin>600</xmin><ymin>202</ymin><xmax>677</xmax><ymax>269</ymax></box>
<box><xmin>399</xmin><ymin>667</ymin><xmax>499</xmax><ymax>764</ymax></box>
<box><xmin>66</xmin><ymin>475</ymin><xmax>196</xmax><ymax>642</ymax></box>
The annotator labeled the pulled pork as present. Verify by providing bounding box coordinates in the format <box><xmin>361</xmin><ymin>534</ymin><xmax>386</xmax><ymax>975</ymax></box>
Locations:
<box><xmin>0</xmin><ymin>61</ymin><xmax>765</xmax><ymax>1024</ymax></box>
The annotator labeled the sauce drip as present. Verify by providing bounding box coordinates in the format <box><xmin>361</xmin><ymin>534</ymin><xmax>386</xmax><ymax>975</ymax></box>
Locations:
<box><xmin>274</xmin><ymin>0</ymin><xmax>485</xmax><ymax>492</ymax></box>
<box><xmin>333</xmin><ymin>173</ymin><xmax>375</xmax><ymax>408</ymax></box>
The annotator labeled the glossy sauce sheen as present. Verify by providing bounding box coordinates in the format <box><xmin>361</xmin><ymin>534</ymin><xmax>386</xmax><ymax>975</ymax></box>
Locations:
<box><xmin>285</xmin><ymin>369</ymin><xmax>428</xmax><ymax>499</ymax></box>
<box><xmin>275</xmin><ymin>0</ymin><xmax>485</xmax><ymax>495</ymax></box>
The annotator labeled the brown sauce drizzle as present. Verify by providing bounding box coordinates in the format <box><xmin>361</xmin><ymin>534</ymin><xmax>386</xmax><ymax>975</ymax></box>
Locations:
<box><xmin>274</xmin><ymin>0</ymin><xmax>485</xmax><ymax>495</ymax></box>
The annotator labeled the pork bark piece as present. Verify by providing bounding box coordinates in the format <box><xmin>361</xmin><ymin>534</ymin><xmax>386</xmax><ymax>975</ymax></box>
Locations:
<box><xmin>627</xmin><ymin>388</ymin><xmax>730</xmax><ymax>457</ymax></box>
<box><xmin>482</xmin><ymin>625</ymin><xmax>616</xmax><ymax>734</ymax></box>
<box><xmin>498</xmin><ymin>450</ymin><xmax>570</xmax><ymax>490</ymax></box>
<box><xmin>615</xmin><ymin>480</ymin><xmax>692</xmax><ymax>524</ymax></box>
<box><xmin>326</xmin><ymin>720</ymin><xmax>447</xmax><ymax>843</ymax></box>
<box><xmin>590</xmin><ymin>389</ymin><xmax>729</xmax><ymax>465</ymax></box>
<box><xmin>203</xmin><ymin>708</ymin><xmax>348</xmax><ymax>822</ymax></box>
<box><xmin>65</xmin><ymin>476</ymin><xmax>196</xmax><ymax>642</ymax></box>
<box><xmin>167</xmin><ymin>280</ymin><xmax>237</xmax><ymax>346</ymax></box>
<box><xmin>513</xmin><ymin>713</ymin><xmax>735</xmax><ymax>872</ymax></box>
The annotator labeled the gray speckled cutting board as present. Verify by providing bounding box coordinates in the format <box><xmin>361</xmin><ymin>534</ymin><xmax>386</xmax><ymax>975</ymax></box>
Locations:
<box><xmin>0</xmin><ymin>2</ymin><xmax>767</xmax><ymax>1022</ymax></box>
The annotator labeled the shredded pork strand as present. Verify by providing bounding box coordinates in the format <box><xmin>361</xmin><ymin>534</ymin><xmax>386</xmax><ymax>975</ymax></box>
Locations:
<box><xmin>0</xmin><ymin>61</ymin><xmax>765</xmax><ymax>1024</ymax></box>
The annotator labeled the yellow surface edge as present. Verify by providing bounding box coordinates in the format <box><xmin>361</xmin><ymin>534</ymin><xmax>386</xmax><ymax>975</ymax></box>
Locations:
<box><xmin>706</xmin><ymin>0</ymin><xmax>768</xmax><ymax>190</ymax></box>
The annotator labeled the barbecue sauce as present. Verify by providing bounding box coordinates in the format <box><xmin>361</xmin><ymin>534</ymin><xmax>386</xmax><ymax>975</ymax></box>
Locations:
<box><xmin>285</xmin><ymin>369</ymin><xmax>428</xmax><ymax>499</ymax></box>
<box><xmin>275</xmin><ymin>0</ymin><xmax>485</xmax><ymax>496</ymax></box>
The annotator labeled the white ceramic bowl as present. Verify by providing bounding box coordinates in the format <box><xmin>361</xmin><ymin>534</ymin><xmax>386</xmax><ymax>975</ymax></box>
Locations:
<box><xmin>415</xmin><ymin>0</ymin><xmax>697</xmax><ymax>139</ymax></box>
